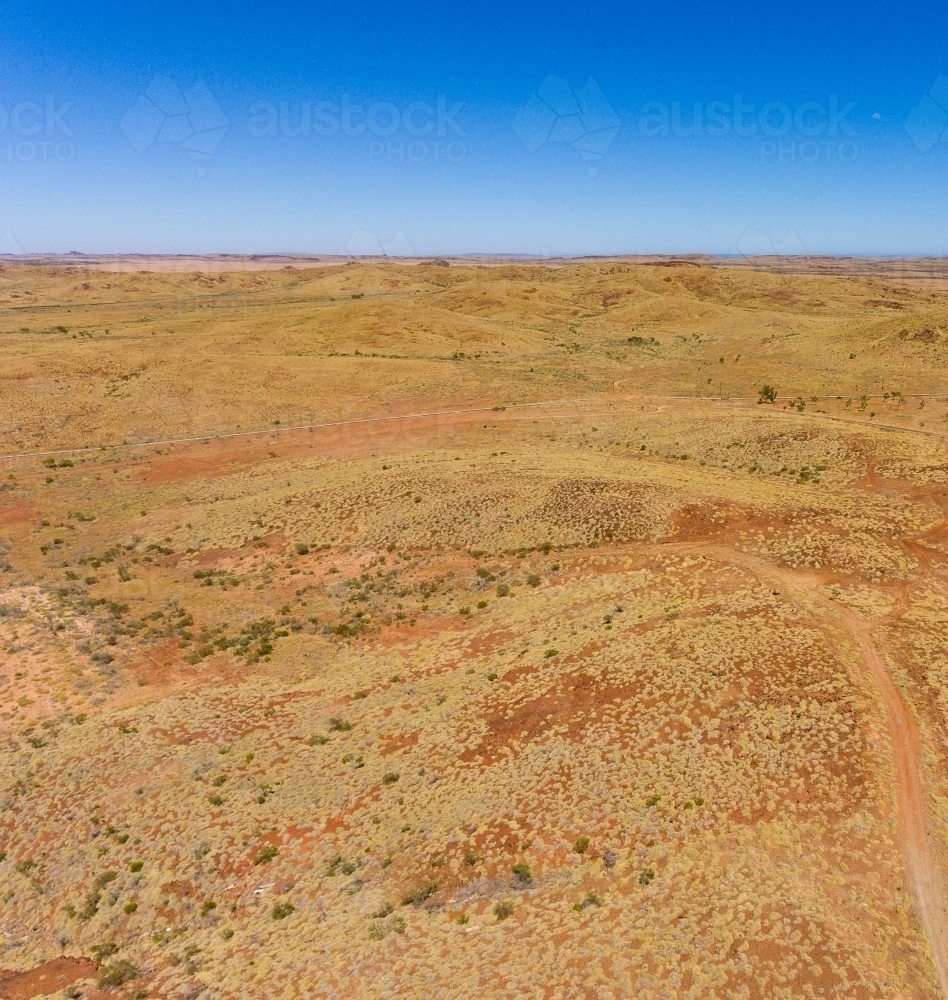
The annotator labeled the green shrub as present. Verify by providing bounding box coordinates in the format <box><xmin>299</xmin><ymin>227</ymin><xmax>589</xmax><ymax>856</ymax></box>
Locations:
<box><xmin>526</xmin><ymin>574</ymin><xmax>541</xmax><ymax>587</ymax></box>
<box><xmin>544</xmin><ymin>648</ymin><xmax>559</xmax><ymax>658</ymax></box>
<box><xmin>129</xmin><ymin>861</ymin><xmax>143</xmax><ymax>873</ymax></box>
<box><xmin>573</xmin><ymin>836</ymin><xmax>590</xmax><ymax>854</ymax></box>
<box><xmin>295</xmin><ymin>543</ymin><xmax>309</xmax><ymax>555</ymax></box>
<box><xmin>493</xmin><ymin>900</ymin><xmax>514</xmax><ymax>920</ymax></box>
<box><xmin>324</xmin><ymin>855</ymin><xmax>357</xmax><ymax>876</ymax></box>
<box><xmin>368</xmin><ymin>914</ymin><xmax>405</xmax><ymax>939</ymax></box>
<box><xmin>253</xmin><ymin>845</ymin><xmax>278</xmax><ymax>865</ymax></box>
<box><xmin>77</xmin><ymin>894</ymin><xmax>99</xmax><ymax>921</ymax></box>
<box><xmin>96</xmin><ymin>960</ymin><xmax>137</xmax><ymax>989</ymax></box>
<box><xmin>382</xmin><ymin>772</ymin><xmax>399</xmax><ymax>785</ymax></box>
<box><xmin>90</xmin><ymin>942</ymin><xmax>119</xmax><ymax>961</ymax></box>
<box><xmin>512</xmin><ymin>862</ymin><xmax>532</xmax><ymax>885</ymax></box>
<box><xmin>496</xmin><ymin>583</ymin><xmax>510</xmax><ymax>597</ymax></box>
<box><xmin>123</xmin><ymin>902</ymin><xmax>137</xmax><ymax>914</ymax></box>
<box><xmin>639</xmin><ymin>867</ymin><xmax>655</xmax><ymax>885</ymax></box>
<box><xmin>328</xmin><ymin>717</ymin><xmax>352</xmax><ymax>732</ymax></box>
<box><xmin>400</xmin><ymin>882</ymin><xmax>437</xmax><ymax>907</ymax></box>
<box><xmin>272</xmin><ymin>902</ymin><xmax>295</xmax><ymax>920</ymax></box>
<box><xmin>307</xmin><ymin>735</ymin><xmax>329</xmax><ymax>746</ymax></box>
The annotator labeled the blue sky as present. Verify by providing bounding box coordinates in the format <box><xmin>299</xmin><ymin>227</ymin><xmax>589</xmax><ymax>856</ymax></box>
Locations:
<box><xmin>1</xmin><ymin>1</ymin><xmax>947</xmax><ymax>255</ymax></box>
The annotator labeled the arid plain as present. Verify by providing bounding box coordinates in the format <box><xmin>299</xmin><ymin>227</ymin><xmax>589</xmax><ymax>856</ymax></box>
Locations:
<box><xmin>1</xmin><ymin>257</ymin><xmax>948</xmax><ymax>999</ymax></box>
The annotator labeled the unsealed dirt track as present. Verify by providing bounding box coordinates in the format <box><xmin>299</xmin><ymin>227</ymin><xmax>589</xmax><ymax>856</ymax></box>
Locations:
<box><xmin>840</xmin><ymin>608</ymin><xmax>948</xmax><ymax>996</ymax></box>
<box><xmin>685</xmin><ymin>537</ymin><xmax>948</xmax><ymax>998</ymax></box>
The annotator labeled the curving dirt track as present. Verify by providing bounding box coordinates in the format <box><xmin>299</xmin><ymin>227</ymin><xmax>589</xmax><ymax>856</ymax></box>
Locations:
<box><xmin>690</xmin><ymin>509</ymin><xmax>948</xmax><ymax>996</ymax></box>
<box><xmin>621</xmin><ymin>376</ymin><xmax>948</xmax><ymax>995</ymax></box>
<box><xmin>837</xmin><ymin>606</ymin><xmax>948</xmax><ymax>997</ymax></box>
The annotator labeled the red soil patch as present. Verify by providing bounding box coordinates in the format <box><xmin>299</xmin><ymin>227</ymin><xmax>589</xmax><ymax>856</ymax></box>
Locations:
<box><xmin>0</xmin><ymin>499</ymin><xmax>36</xmax><ymax>529</ymax></box>
<box><xmin>763</xmin><ymin>289</ymin><xmax>798</xmax><ymax>305</ymax></box>
<box><xmin>192</xmin><ymin>542</ymin><xmax>276</xmax><ymax>567</ymax></box>
<box><xmin>136</xmin><ymin>401</ymin><xmax>587</xmax><ymax>486</ymax></box>
<box><xmin>322</xmin><ymin>786</ymin><xmax>382</xmax><ymax>835</ymax></box>
<box><xmin>460</xmin><ymin>672</ymin><xmax>640</xmax><ymax>764</ymax></box>
<box><xmin>460</xmin><ymin>627</ymin><xmax>518</xmax><ymax>659</ymax></box>
<box><xmin>666</xmin><ymin>500</ymin><xmax>736</xmax><ymax>541</ymax></box>
<box><xmin>379</xmin><ymin>731</ymin><xmax>419</xmax><ymax>756</ymax></box>
<box><xmin>0</xmin><ymin>957</ymin><xmax>95</xmax><ymax>1000</ymax></box>
<box><xmin>160</xmin><ymin>878</ymin><xmax>199</xmax><ymax>899</ymax></box>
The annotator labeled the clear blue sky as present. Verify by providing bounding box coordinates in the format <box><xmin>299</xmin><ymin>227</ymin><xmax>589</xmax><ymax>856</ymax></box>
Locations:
<box><xmin>1</xmin><ymin>1</ymin><xmax>947</xmax><ymax>255</ymax></box>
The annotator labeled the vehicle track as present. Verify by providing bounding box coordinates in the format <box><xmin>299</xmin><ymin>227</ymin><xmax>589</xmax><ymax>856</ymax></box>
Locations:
<box><xmin>0</xmin><ymin>397</ymin><xmax>590</xmax><ymax>464</ymax></box>
<box><xmin>614</xmin><ymin>380</ymin><xmax>948</xmax><ymax>440</ymax></box>
<box><xmin>686</xmin><ymin>538</ymin><xmax>948</xmax><ymax>997</ymax></box>
<box><xmin>2</xmin><ymin>381</ymin><xmax>945</xmax><ymax>465</ymax></box>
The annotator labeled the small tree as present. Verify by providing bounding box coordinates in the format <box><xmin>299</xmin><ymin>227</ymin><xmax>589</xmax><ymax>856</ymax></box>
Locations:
<box><xmin>758</xmin><ymin>384</ymin><xmax>776</xmax><ymax>404</ymax></box>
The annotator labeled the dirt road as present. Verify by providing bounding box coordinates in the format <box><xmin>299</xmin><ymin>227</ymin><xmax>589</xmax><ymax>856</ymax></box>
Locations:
<box><xmin>838</xmin><ymin>606</ymin><xmax>948</xmax><ymax>996</ymax></box>
<box><xmin>685</xmin><ymin>540</ymin><xmax>948</xmax><ymax>997</ymax></box>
